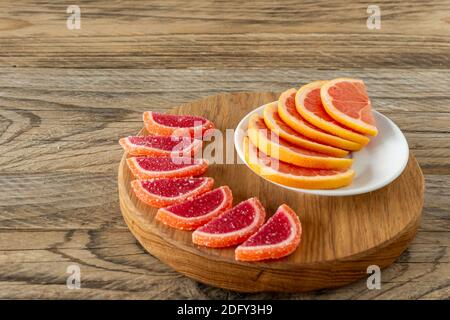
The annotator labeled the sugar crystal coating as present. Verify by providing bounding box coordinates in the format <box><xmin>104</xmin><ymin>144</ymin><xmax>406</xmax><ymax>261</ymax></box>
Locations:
<box><xmin>128</xmin><ymin>136</ymin><xmax>194</xmax><ymax>151</ymax></box>
<box><xmin>152</xmin><ymin>112</ymin><xmax>208</xmax><ymax>128</ymax></box>
<box><xmin>198</xmin><ymin>201</ymin><xmax>256</xmax><ymax>234</ymax></box>
<box><xmin>234</xmin><ymin>205</ymin><xmax>302</xmax><ymax>261</ymax></box>
<box><xmin>165</xmin><ymin>188</ymin><xmax>225</xmax><ymax>218</ymax></box>
<box><xmin>135</xmin><ymin>157</ymin><xmax>199</xmax><ymax>171</ymax></box>
<box><xmin>140</xmin><ymin>178</ymin><xmax>207</xmax><ymax>197</ymax></box>
<box><xmin>241</xmin><ymin>211</ymin><xmax>291</xmax><ymax>246</ymax></box>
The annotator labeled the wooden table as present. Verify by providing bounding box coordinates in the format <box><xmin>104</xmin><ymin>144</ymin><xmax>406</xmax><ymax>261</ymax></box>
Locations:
<box><xmin>0</xmin><ymin>1</ymin><xmax>448</xmax><ymax>299</ymax></box>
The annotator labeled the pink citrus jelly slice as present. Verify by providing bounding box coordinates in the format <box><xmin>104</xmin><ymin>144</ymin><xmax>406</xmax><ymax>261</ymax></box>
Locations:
<box><xmin>119</xmin><ymin>135</ymin><xmax>202</xmax><ymax>157</ymax></box>
<box><xmin>131</xmin><ymin>177</ymin><xmax>214</xmax><ymax>208</ymax></box>
<box><xmin>192</xmin><ymin>197</ymin><xmax>266</xmax><ymax>248</ymax></box>
<box><xmin>235</xmin><ymin>204</ymin><xmax>302</xmax><ymax>261</ymax></box>
<box><xmin>156</xmin><ymin>186</ymin><xmax>233</xmax><ymax>230</ymax></box>
<box><xmin>126</xmin><ymin>156</ymin><xmax>208</xmax><ymax>179</ymax></box>
<box><xmin>143</xmin><ymin>112</ymin><xmax>214</xmax><ymax>138</ymax></box>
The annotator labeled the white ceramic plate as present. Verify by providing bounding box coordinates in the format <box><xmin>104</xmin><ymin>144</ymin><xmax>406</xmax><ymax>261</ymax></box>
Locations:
<box><xmin>234</xmin><ymin>102</ymin><xmax>409</xmax><ymax>196</ymax></box>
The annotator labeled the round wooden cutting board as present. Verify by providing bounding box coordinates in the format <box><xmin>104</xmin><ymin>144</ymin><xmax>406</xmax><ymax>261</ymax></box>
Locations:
<box><xmin>118</xmin><ymin>92</ymin><xmax>425</xmax><ymax>292</ymax></box>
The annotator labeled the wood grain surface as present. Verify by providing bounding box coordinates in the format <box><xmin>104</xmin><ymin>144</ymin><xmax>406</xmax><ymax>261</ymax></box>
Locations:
<box><xmin>0</xmin><ymin>0</ymin><xmax>449</xmax><ymax>299</ymax></box>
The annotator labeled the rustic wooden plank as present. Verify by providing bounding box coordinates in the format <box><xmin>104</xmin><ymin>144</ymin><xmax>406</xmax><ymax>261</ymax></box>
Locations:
<box><xmin>0</xmin><ymin>1</ymin><xmax>449</xmax><ymax>69</ymax></box>
<box><xmin>1</xmin><ymin>69</ymin><xmax>449</xmax><ymax>113</ymax></box>
<box><xmin>1</xmin><ymin>0</ymin><xmax>449</xmax><ymax>37</ymax></box>
<box><xmin>2</xmin><ymin>33</ymin><xmax>449</xmax><ymax>69</ymax></box>
<box><xmin>0</xmin><ymin>172</ymin><xmax>447</xmax><ymax>231</ymax></box>
<box><xmin>0</xmin><ymin>228</ymin><xmax>447</xmax><ymax>299</ymax></box>
<box><xmin>0</xmin><ymin>0</ymin><xmax>448</xmax><ymax>299</ymax></box>
<box><xmin>0</xmin><ymin>172</ymin><xmax>124</xmax><ymax>229</ymax></box>
<box><xmin>0</xmin><ymin>68</ymin><xmax>449</xmax><ymax>174</ymax></box>
<box><xmin>0</xmin><ymin>159</ymin><xmax>446</xmax><ymax>294</ymax></box>
<box><xmin>0</xmin><ymin>123</ymin><xmax>448</xmax><ymax>173</ymax></box>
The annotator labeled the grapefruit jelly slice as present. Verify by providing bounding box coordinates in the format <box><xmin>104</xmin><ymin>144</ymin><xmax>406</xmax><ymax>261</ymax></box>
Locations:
<box><xmin>156</xmin><ymin>186</ymin><xmax>233</xmax><ymax>230</ymax></box>
<box><xmin>247</xmin><ymin>114</ymin><xmax>352</xmax><ymax>170</ymax></box>
<box><xmin>127</xmin><ymin>156</ymin><xmax>208</xmax><ymax>179</ymax></box>
<box><xmin>244</xmin><ymin>137</ymin><xmax>354</xmax><ymax>189</ymax></box>
<box><xmin>277</xmin><ymin>88</ymin><xmax>362</xmax><ymax>151</ymax></box>
<box><xmin>131</xmin><ymin>177</ymin><xmax>214</xmax><ymax>208</ymax></box>
<box><xmin>321</xmin><ymin>78</ymin><xmax>378</xmax><ymax>136</ymax></box>
<box><xmin>235</xmin><ymin>204</ymin><xmax>302</xmax><ymax>261</ymax></box>
<box><xmin>192</xmin><ymin>197</ymin><xmax>266</xmax><ymax>248</ymax></box>
<box><xmin>119</xmin><ymin>135</ymin><xmax>202</xmax><ymax>157</ymax></box>
<box><xmin>295</xmin><ymin>81</ymin><xmax>370</xmax><ymax>145</ymax></box>
<box><xmin>143</xmin><ymin>112</ymin><xmax>214</xmax><ymax>138</ymax></box>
